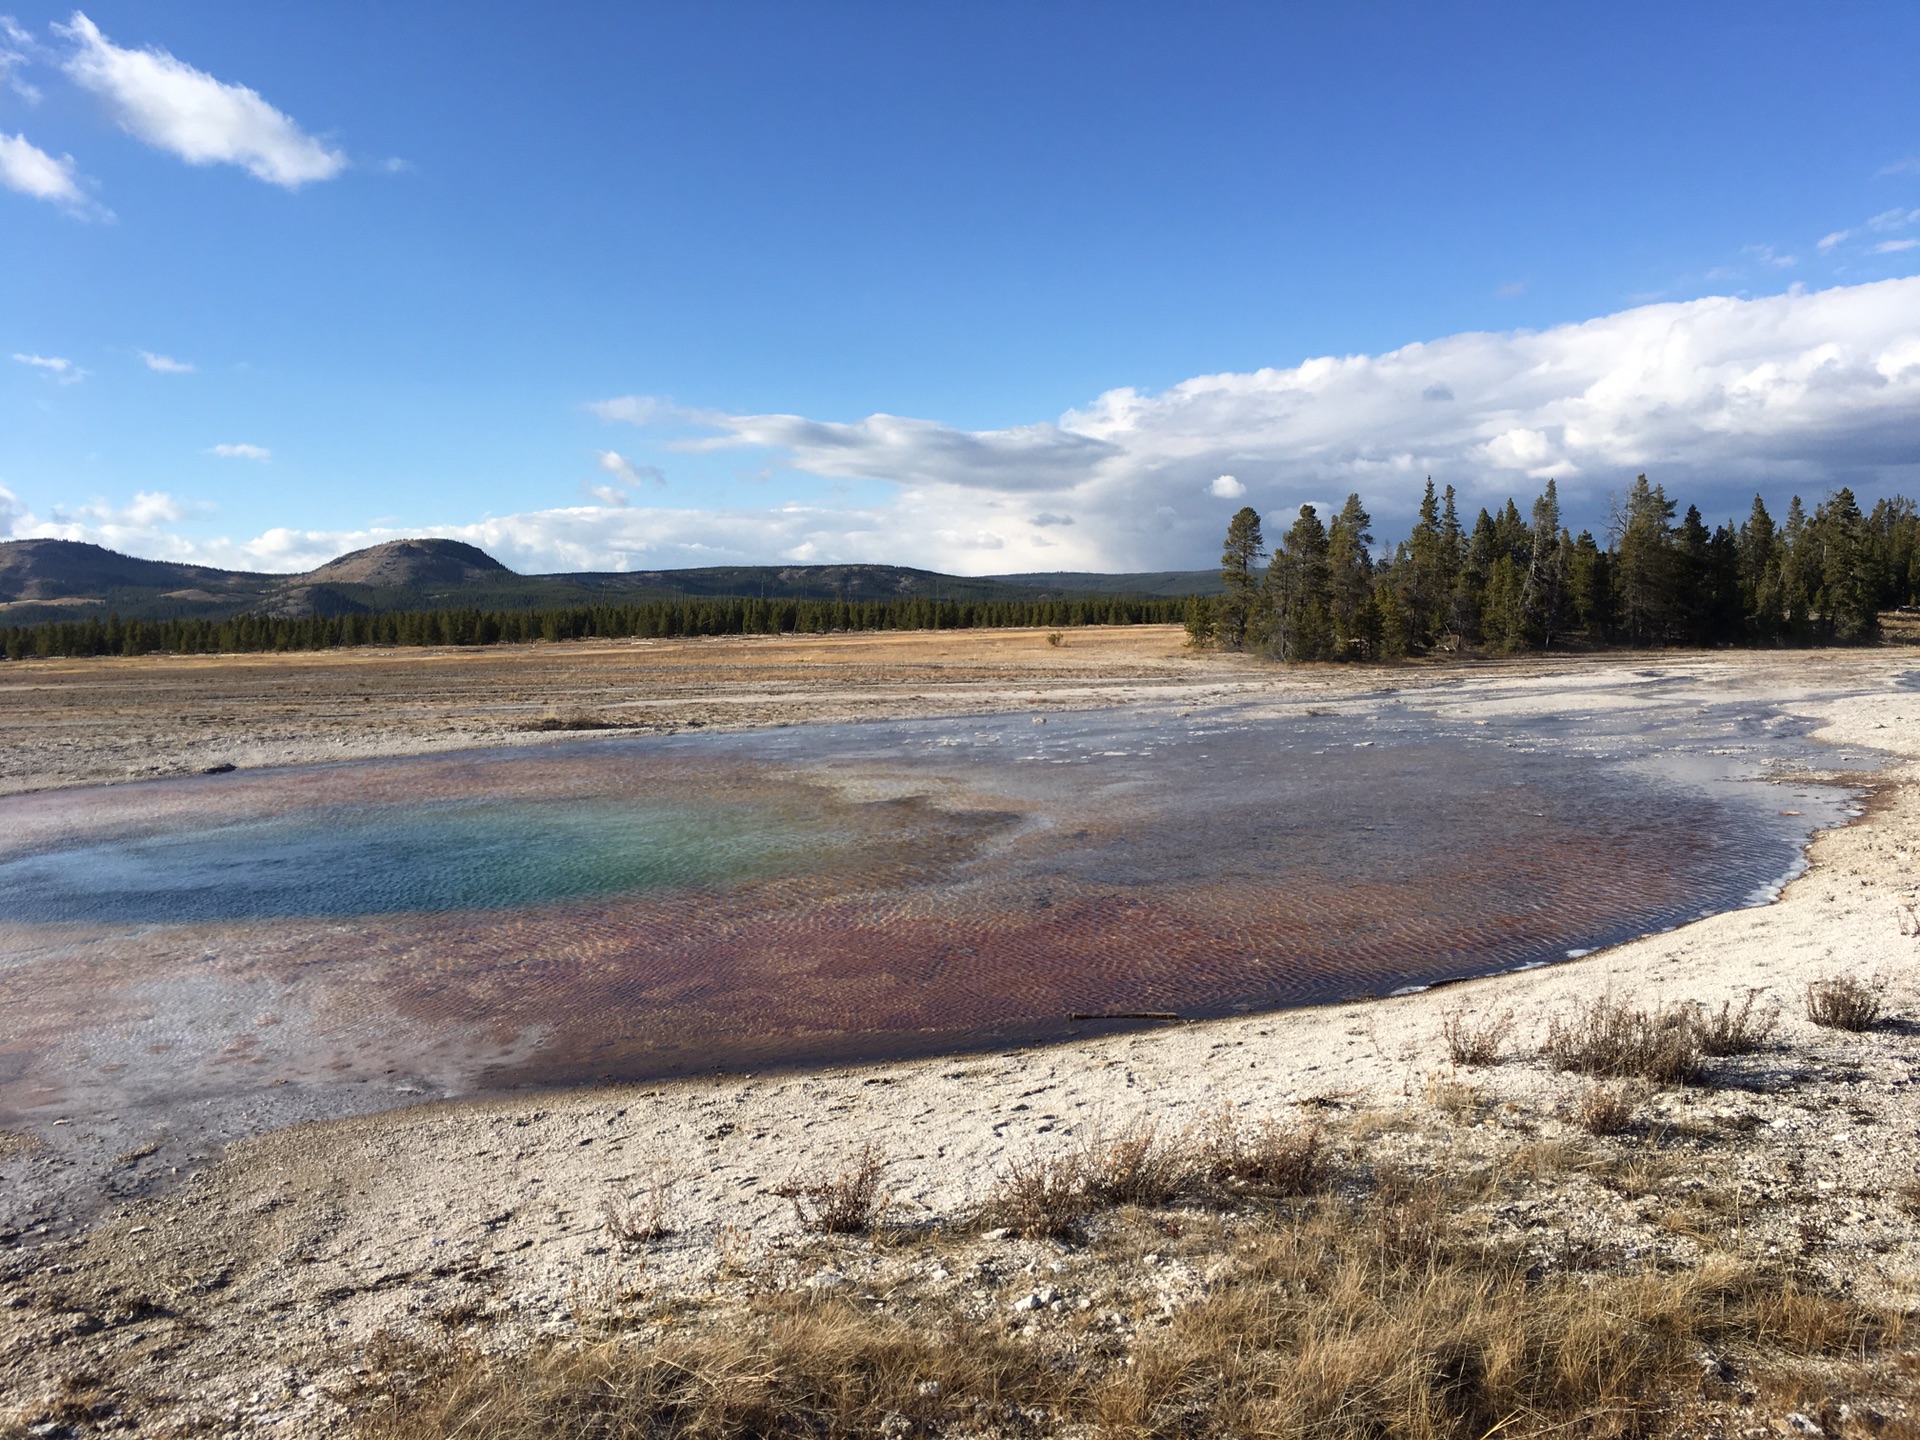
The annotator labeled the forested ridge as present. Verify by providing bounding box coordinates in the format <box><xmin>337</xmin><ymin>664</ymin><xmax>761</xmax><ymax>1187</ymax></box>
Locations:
<box><xmin>0</xmin><ymin>591</ymin><xmax>1187</xmax><ymax>660</ymax></box>
<box><xmin>1193</xmin><ymin>476</ymin><xmax>1917</xmax><ymax>660</ymax></box>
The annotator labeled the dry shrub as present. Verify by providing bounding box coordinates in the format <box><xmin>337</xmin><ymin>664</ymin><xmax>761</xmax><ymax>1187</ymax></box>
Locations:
<box><xmin>1689</xmin><ymin>990</ymin><xmax>1780</xmax><ymax>1055</ymax></box>
<box><xmin>1805</xmin><ymin>974</ymin><xmax>1885</xmax><ymax>1032</ymax></box>
<box><xmin>1573</xmin><ymin>1083</ymin><xmax>1640</xmax><ymax>1137</ymax></box>
<box><xmin>601</xmin><ymin>1163</ymin><xmax>681</xmax><ymax>1247</ymax></box>
<box><xmin>773</xmin><ymin>1144</ymin><xmax>890</xmax><ymax>1235</ymax></box>
<box><xmin>356</xmin><ymin>1194</ymin><xmax>1898</xmax><ymax>1440</ymax></box>
<box><xmin>984</xmin><ymin>1152</ymin><xmax>1090</xmax><ymax>1241</ymax></box>
<box><xmin>1440</xmin><ymin>1008</ymin><xmax>1513</xmax><ymax>1067</ymax></box>
<box><xmin>1201</xmin><ymin>1107</ymin><xmax>1324</xmax><ymax>1195</ymax></box>
<box><xmin>1542</xmin><ymin>995</ymin><xmax>1706</xmax><ymax>1085</ymax></box>
<box><xmin>522</xmin><ymin>711</ymin><xmax>628</xmax><ymax>732</ymax></box>
<box><xmin>1079</xmin><ymin>1120</ymin><xmax>1193</xmax><ymax>1208</ymax></box>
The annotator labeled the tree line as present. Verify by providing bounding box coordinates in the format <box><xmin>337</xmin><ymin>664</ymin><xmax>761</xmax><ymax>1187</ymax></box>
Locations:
<box><xmin>1189</xmin><ymin>476</ymin><xmax>1917</xmax><ymax>660</ymax></box>
<box><xmin>1</xmin><ymin>592</ymin><xmax>1190</xmax><ymax>661</ymax></box>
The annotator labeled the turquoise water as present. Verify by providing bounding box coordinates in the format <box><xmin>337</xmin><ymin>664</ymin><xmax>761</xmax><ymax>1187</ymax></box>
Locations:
<box><xmin>0</xmin><ymin>795</ymin><xmax>828</xmax><ymax>925</ymax></box>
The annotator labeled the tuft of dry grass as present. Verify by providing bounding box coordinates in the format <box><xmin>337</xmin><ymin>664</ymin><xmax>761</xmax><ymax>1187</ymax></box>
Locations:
<box><xmin>1573</xmin><ymin>1083</ymin><xmax>1640</xmax><ymax>1136</ymax></box>
<box><xmin>1805</xmin><ymin>974</ymin><xmax>1885</xmax><ymax>1032</ymax></box>
<box><xmin>1440</xmin><ymin>1008</ymin><xmax>1513</xmax><ymax>1067</ymax></box>
<box><xmin>772</xmin><ymin>1144</ymin><xmax>891</xmax><ymax>1235</ymax></box>
<box><xmin>1542</xmin><ymin>994</ymin><xmax>1706</xmax><ymax>1085</ymax></box>
<box><xmin>1689</xmin><ymin>990</ymin><xmax>1780</xmax><ymax>1055</ymax></box>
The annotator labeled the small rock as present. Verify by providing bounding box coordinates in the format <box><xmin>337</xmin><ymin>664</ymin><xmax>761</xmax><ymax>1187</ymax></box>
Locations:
<box><xmin>982</xmin><ymin>1226</ymin><xmax>1011</xmax><ymax>1241</ymax></box>
<box><xmin>1784</xmin><ymin>1414</ymin><xmax>1824</xmax><ymax>1437</ymax></box>
<box><xmin>806</xmin><ymin>1270</ymin><xmax>846</xmax><ymax>1290</ymax></box>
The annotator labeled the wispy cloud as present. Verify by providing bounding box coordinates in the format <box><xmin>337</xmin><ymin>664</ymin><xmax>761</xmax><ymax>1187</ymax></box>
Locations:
<box><xmin>1879</xmin><ymin>157</ymin><xmax>1920</xmax><ymax>177</ymax></box>
<box><xmin>0</xmin><ymin>131</ymin><xmax>104</xmax><ymax>216</ymax></box>
<box><xmin>209</xmin><ymin>442</ymin><xmax>270</xmax><ymax>460</ymax></box>
<box><xmin>12</xmin><ymin>351</ymin><xmax>84</xmax><ymax>382</ymax></box>
<box><xmin>595</xmin><ymin>449</ymin><xmax>662</xmax><ymax>487</ymax></box>
<box><xmin>1876</xmin><ymin>239</ymin><xmax>1920</xmax><ymax>255</ymax></box>
<box><xmin>139</xmin><ymin>350</ymin><xmax>193</xmax><ymax>373</ymax></box>
<box><xmin>59</xmin><ymin>11</ymin><xmax>345</xmax><ymax>188</ymax></box>
<box><xmin>0</xmin><ymin>15</ymin><xmax>42</xmax><ymax>101</ymax></box>
<box><xmin>1817</xmin><ymin>230</ymin><xmax>1851</xmax><ymax>253</ymax></box>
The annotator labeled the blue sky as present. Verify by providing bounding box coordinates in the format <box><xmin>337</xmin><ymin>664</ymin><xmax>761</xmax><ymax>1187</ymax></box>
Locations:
<box><xmin>3</xmin><ymin>2</ymin><xmax>1920</xmax><ymax>575</ymax></box>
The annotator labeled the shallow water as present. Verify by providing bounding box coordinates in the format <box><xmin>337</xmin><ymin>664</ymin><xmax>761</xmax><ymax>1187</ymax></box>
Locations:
<box><xmin>0</xmin><ymin>687</ymin><xmax>1869</xmax><ymax>1187</ymax></box>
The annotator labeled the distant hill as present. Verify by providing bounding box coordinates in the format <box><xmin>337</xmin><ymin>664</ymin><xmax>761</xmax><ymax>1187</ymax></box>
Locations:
<box><xmin>0</xmin><ymin>537</ymin><xmax>1215</xmax><ymax>627</ymax></box>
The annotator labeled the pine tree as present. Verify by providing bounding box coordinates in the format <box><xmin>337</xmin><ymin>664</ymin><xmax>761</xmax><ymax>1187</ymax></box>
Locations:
<box><xmin>1813</xmin><ymin>488</ymin><xmax>1879</xmax><ymax>640</ymax></box>
<box><xmin>1671</xmin><ymin>505</ymin><xmax>1713</xmax><ymax>646</ymax></box>
<box><xmin>1406</xmin><ymin>478</ymin><xmax>1446</xmax><ymax>648</ymax></box>
<box><xmin>1519</xmin><ymin>480</ymin><xmax>1568</xmax><ymax>646</ymax></box>
<box><xmin>1216</xmin><ymin>506</ymin><xmax>1266</xmax><ymax>650</ymax></box>
<box><xmin>1266</xmin><ymin>505</ymin><xmax>1334</xmax><ymax>662</ymax></box>
<box><xmin>1567</xmin><ymin>530</ymin><xmax>1611</xmax><ymax>640</ymax></box>
<box><xmin>1613</xmin><ymin>475</ymin><xmax>1676</xmax><ymax>646</ymax></box>
<box><xmin>1327</xmin><ymin>493</ymin><xmax>1376</xmax><ymax>658</ymax></box>
<box><xmin>1737</xmin><ymin>496</ymin><xmax>1781</xmax><ymax>641</ymax></box>
<box><xmin>1438</xmin><ymin>485</ymin><xmax>1466</xmax><ymax>647</ymax></box>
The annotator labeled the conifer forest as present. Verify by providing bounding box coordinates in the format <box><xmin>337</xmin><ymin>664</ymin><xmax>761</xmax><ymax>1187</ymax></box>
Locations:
<box><xmin>1191</xmin><ymin>476</ymin><xmax>1917</xmax><ymax>660</ymax></box>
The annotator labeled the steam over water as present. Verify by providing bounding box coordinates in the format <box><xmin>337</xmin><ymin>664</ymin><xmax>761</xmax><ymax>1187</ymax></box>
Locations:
<box><xmin>0</xmin><ymin>685</ymin><xmax>1868</xmax><ymax>1172</ymax></box>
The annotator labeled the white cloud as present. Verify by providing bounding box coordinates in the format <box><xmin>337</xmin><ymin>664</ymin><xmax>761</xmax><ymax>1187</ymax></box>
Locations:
<box><xmin>12</xmin><ymin>351</ymin><xmax>84</xmax><ymax>382</ymax></box>
<box><xmin>0</xmin><ymin>16</ymin><xmax>45</xmax><ymax>101</ymax></box>
<box><xmin>1868</xmin><ymin>208</ymin><xmax>1920</xmax><ymax>233</ymax></box>
<box><xmin>59</xmin><ymin>11</ymin><xmax>345</xmax><ymax>188</ymax></box>
<box><xmin>209</xmin><ymin>442</ymin><xmax>270</xmax><ymax>460</ymax></box>
<box><xmin>1875</xmin><ymin>239</ymin><xmax>1920</xmax><ymax>255</ymax></box>
<box><xmin>1817</xmin><ymin>230</ymin><xmax>1851</xmax><ymax>253</ymax></box>
<box><xmin>1208</xmin><ymin>475</ymin><xmax>1246</xmax><ymax>499</ymax></box>
<box><xmin>14</xmin><ymin>278</ymin><xmax>1920</xmax><ymax>576</ymax></box>
<box><xmin>140</xmin><ymin>350</ymin><xmax>193</xmax><ymax>373</ymax></box>
<box><xmin>1879</xmin><ymin>157</ymin><xmax>1920</xmax><ymax>177</ymax></box>
<box><xmin>595</xmin><ymin>449</ymin><xmax>661</xmax><ymax>487</ymax></box>
<box><xmin>0</xmin><ymin>131</ymin><xmax>100</xmax><ymax>215</ymax></box>
<box><xmin>600</xmin><ymin>403</ymin><xmax>1119</xmax><ymax>494</ymax></box>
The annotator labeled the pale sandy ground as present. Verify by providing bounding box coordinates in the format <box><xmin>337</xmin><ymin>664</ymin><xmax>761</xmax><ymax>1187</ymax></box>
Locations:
<box><xmin>4</xmin><ymin>641</ymin><xmax>1920</xmax><ymax>1433</ymax></box>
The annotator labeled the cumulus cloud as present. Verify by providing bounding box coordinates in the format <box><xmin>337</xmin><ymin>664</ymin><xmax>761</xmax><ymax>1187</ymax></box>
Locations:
<box><xmin>140</xmin><ymin>350</ymin><xmax>193</xmax><ymax>373</ymax></box>
<box><xmin>0</xmin><ymin>132</ymin><xmax>102</xmax><ymax>215</ymax></box>
<box><xmin>59</xmin><ymin>11</ymin><xmax>345</xmax><ymax>187</ymax></box>
<box><xmin>209</xmin><ymin>442</ymin><xmax>270</xmax><ymax>460</ymax></box>
<box><xmin>1209</xmin><ymin>475</ymin><xmax>1246</xmax><ymax>499</ymax></box>
<box><xmin>585</xmin><ymin>277</ymin><xmax>1920</xmax><ymax>570</ymax></box>
<box><xmin>14</xmin><ymin>278</ymin><xmax>1920</xmax><ymax>576</ymax></box>
<box><xmin>12</xmin><ymin>351</ymin><xmax>84</xmax><ymax>382</ymax></box>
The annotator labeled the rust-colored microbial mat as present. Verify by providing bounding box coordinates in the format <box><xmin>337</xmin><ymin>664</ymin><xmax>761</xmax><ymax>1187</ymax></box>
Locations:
<box><xmin>0</xmin><ymin>699</ymin><xmax>1862</xmax><ymax>1211</ymax></box>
